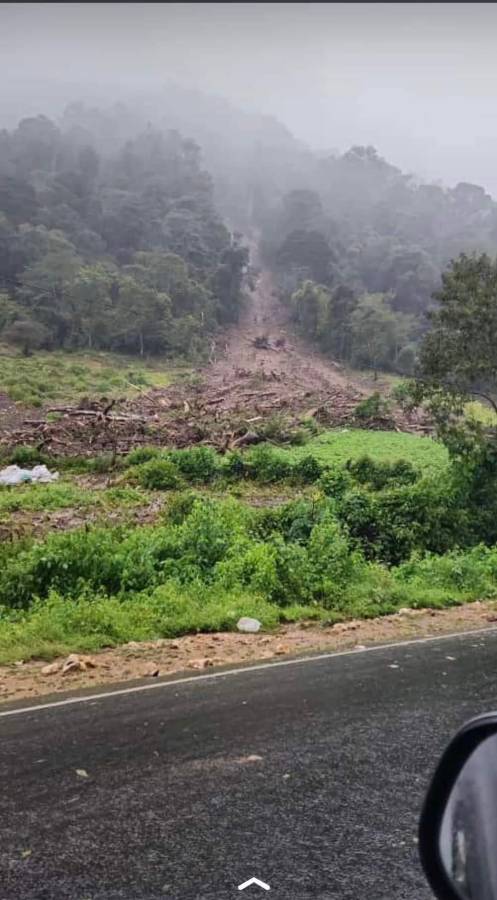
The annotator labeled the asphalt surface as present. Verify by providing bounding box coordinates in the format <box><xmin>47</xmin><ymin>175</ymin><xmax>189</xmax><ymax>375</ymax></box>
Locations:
<box><xmin>2</xmin><ymin>630</ymin><xmax>497</xmax><ymax>900</ymax></box>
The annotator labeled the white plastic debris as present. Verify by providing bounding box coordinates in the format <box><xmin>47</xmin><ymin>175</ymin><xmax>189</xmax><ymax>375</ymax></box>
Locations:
<box><xmin>237</xmin><ymin>617</ymin><xmax>262</xmax><ymax>634</ymax></box>
<box><xmin>0</xmin><ymin>464</ymin><xmax>59</xmax><ymax>486</ymax></box>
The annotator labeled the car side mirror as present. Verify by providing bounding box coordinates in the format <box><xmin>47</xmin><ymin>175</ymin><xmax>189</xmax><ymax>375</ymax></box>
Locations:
<box><xmin>419</xmin><ymin>713</ymin><xmax>497</xmax><ymax>900</ymax></box>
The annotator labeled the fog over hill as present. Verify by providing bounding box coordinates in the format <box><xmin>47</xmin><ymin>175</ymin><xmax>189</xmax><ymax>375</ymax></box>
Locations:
<box><xmin>1</xmin><ymin>1</ymin><xmax>497</xmax><ymax>377</ymax></box>
<box><xmin>2</xmin><ymin>3</ymin><xmax>497</xmax><ymax>195</ymax></box>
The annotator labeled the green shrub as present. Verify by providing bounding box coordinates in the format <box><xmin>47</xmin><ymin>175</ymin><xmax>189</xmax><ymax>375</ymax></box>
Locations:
<box><xmin>223</xmin><ymin>451</ymin><xmax>247</xmax><ymax>479</ymax></box>
<box><xmin>336</xmin><ymin>475</ymin><xmax>465</xmax><ymax>565</ymax></box>
<box><xmin>318</xmin><ymin>467</ymin><xmax>352</xmax><ymax>499</ymax></box>
<box><xmin>135</xmin><ymin>459</ymin><xmax>183</xmax><ymax>491</ymax></box>
<box><xmin>169</xmin><ymin>446</ymin><xmax>220</xmax><ymax>482</ymax></box>
<box><xmin>244</xmin><ymin>445</ymin><xmax>293</xmax><ymax>483</ymax></box>
<box><xmin>87</xmin><ymin>454</ymin><xmax>119</xmax><ymax>474</ymax></box>
<box><xmin>307</xmin><ymin>514</ymin><xmax>366</xmax><ymax>604</ymax></box>
<box><xmin>4</xmin><ymin>479</ymin><xmax>497</xmax><ymax>661</ymax></box>
<box><xmin>291</xmin><ymin>455</ymin><xmax>323</xmax><ymax>483</ymax></box>
<box><xmin>346</xmin><ymin>454</ymin><xmax>418</xmax><ymax>490</ymax></box>
<box><xmin>125</xmin><ymin>446</ymin><xmax>162</xmax><ymax>466</ymax></box>
<box><xmin>163</xmin><ymin>490</ymin><xmax>201</xmax><ymax>525</ymax></box>
<box><xmin>175</xmin><ymin>498</ymin><xmax>251</xmax><ymax>577</ymax></box>
<box><xmin>354</xmin><ymin>392</ymin><xmax>391</xmax><ymax>420</ymax></box>
<box><xmin>8</xmin><ymin>445</ymin><xmax>46</xmax><ymax>467</ymax></box>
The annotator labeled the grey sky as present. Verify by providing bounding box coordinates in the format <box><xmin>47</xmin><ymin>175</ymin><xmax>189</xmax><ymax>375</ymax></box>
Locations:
<box><xmin>2</xmin><ymin>2</ymin><xmax>497</xmax><ymax>193</ymax></box>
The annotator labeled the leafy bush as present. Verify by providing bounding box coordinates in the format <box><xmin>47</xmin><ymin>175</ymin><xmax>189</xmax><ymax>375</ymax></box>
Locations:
<box><xmin>163</xmin><ymin>490</ymin><xmax>201</xmax><ymax>525</ymax></box>
<box><xmin>8</xmin><ymin>445</ymin><xmax>47</xmax><ymax>467</ymax></box>
<box><xmin>336</xmin><ymin>475</ymin><xmax>466</xmax><ymax>565</ymax></box>
<box><xmin>354</xmin><ymin>392</ymin><xmax>391</xmax><ymax>420</ymax></box>
<box><xmin>223</xmin><ymin>451</ymin><xmax>247</xmax><ymax>479</ymax></box>
<box><xmin>168</xmin><ymin>446</ymin><xmax>220</xmax><ymax>482</ymax></box>
<box><xmin>318</xmin><ymin>467</ymin><xmax>352</xmax><ymax>499</ymax></box>
<box><xmin>291</xmin><ymin>454</ymin><xmax>323</xmax><ymax>483</ymax></box>
<box><xmin>135</xmin><ymin>459</ymin><xmax>184</xmax><ymax>491</ymax></box>
<box><xmin>86</xmin><ymin>454</ymin><xmax>120</xmax><ymax>474</ymax></box>
<box><xmin>125</xmin><ymin>446</ymin><xmax>162</xmax><ymax>466</ymax></box>
<box><xmin>244</xmin><ymin>445</ymin><xmax>293</xmax><ymax>483</ymax></box>
<box><xmin>346</xmin><ymin>454</ymin><xmax>418</xmax><ymax>490</ymax></box>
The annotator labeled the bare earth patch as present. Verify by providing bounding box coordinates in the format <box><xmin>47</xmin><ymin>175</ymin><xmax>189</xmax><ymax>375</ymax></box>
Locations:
<box><xmin>2</xmin><ymin>600</ymin><xmax>497</xmax><ymax>705</ymax></box>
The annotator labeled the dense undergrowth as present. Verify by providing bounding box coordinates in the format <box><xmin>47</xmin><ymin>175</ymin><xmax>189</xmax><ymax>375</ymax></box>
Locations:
<box><xmin>1</xmin><ymin>432</ymin><xmax>497</xmax><ymax>663</ymax></box>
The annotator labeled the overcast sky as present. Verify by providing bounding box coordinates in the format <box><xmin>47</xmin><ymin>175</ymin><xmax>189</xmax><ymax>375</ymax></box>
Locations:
<box><xmin>2</xmin><ymin>2</ymin><xmax>497</xmax><ymax>193</ymax></box>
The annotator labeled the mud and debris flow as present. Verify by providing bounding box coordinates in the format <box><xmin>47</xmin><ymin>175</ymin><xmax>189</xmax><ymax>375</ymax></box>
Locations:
<box><xmin>0</xmin><ymin>247</ymin><xmax>429</xmax><ymax>457</ymax></box>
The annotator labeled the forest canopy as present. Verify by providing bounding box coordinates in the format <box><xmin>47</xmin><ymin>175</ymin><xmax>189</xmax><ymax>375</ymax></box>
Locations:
<box><xmin>2</xmin><ymin>91</ymin><xmax>497</xmax><ymax>368</ymax></box>
<box><xmin>0</xmin><ymin>109</ymin><xmax>248</xmax><ymax>358</ymax></box>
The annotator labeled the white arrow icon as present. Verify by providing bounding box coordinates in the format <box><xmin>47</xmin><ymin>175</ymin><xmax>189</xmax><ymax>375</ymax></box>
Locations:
<box><xmin>238</xmin><ymin>877</ymin><xmax>270</xmax><ymax>891</ymax></box>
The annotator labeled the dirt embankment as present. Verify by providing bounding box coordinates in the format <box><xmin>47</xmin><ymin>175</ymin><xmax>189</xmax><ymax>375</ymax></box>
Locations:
<box><xmin>1</xmin><ymin>601</ymin><xmax>496</xmax><ymax>704</ymax></box>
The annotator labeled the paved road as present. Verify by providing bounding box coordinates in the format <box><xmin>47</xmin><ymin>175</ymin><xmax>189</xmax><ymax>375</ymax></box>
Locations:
<box><xmin>2</xmin><ymin>630</ymin><xmax>497</xmax><ymax>900</ymax></box>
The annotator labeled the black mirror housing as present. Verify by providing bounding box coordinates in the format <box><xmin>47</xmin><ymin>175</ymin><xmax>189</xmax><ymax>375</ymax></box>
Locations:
<box><xmin>419</xmin><ymin>712</ymin><xmax>497</xmax><ymax>900</ymax></box>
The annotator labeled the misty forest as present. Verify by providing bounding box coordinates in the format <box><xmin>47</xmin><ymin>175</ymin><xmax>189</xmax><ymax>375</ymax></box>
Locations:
<box><xmin>3</xmin><ymin>71</ymin><xmax>497</xmax><ymax>683</ymax></box>
<box><xmin>2</xmin><ymin>87</ymin><xmax>497</xmax><ymax>371</ymax></box>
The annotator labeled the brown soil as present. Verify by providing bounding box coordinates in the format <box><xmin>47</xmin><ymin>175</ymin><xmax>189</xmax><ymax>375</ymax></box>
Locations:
<box><xmin>2</xmin><ymin>600</ymin><xmax>496</xmax><ymax>705</ymax></box>
<box><xmin>0</xmin><ymin>248</ymin><xmax>429</xmax><ymax>457</ymax></box>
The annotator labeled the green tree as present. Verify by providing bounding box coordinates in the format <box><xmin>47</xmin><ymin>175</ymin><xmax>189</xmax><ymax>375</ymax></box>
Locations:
<box><xmin>3</xmin><ymin>318</ymin><xmax>49</xmax><ymax>356</ymax></box>
<box><xmin>18</xmin><ymin>235</ymin><xmax>82</xmax><ymax>347</ymax></box>
<box><xmin>70</xmin><ymin>263</ymin><xmax>115</xmax><ymax>349</ymax></box>
<box><xmin>276</xmin><ymin>229</ymin><xmax>334</xmax><ymax>285</ymax></box>
<box><xmin>290</xmin><ymin>280</ymin><xmax>331</xmax><ymax>342</ymax></box>
<box><xmin>409</xmin><ymin>253</ymin><xmax>497</xmax><ymax>457</ymax></box>
<box><xmin>114</xmin><ymin>275</ymin><xmax>172</xmax><ymax>356</ymax></box>
<box><xmin>350</xmin><ymin>293</ymin><xmax>414</xmax><ymax>375</ymax></box>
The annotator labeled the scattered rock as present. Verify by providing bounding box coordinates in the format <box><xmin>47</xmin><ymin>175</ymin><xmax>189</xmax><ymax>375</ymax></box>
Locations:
<box><xmin>332</xmin><ymin>621</ymin><xmax>358</xmax><ymax>632</ymax></box>
<box><xmin>61</xmin><ymin>654</ymin><xmax>96</xmax><ymax>675</ymax></box>
<box><xmin>354</xmin><ymin>644</ymin><xmax>367</xmax><ymax>651</ymax></box>
<box><xmin>189</xmin><ymin>658</ymin><xmax>214</xmax><ymax>669</ymax></box>
<box><xmin>75</xmin><ymin>769</ymin><xmax>89</xmax><ymax>779</ymax></box>
<box><xmin>274</xmin><ymin>644</ymin><xmax>289</xmax><ymax>655</ymax></box>
<box><xmin>237</xmin><ymin>617</ymin><xmax>262</xmax><ymax>634</ymax></box>
<box><xmin>41</xmin><ymin>662</ymin><xmax>60</xmax><ymax>676</ymax></box>
<box><xmin>144</xmin><ymin>663</ymin><xmax>160</xmax><ymax>677</ymax></box>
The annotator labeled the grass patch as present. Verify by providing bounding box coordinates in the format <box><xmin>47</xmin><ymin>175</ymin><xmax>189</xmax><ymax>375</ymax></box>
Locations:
<box><xmin>0</xmin><ymin>347</ymin><xmax>189</xmax><ymax>407</ymax></box>
<box><xmin>0</xmin><ymin>587</ymin><xmax>282</xmax><ymax>664</ymax></box>
<box><xmin>0</xmin><ymin>481</ymin><xmax>146</xmax><ymax>521</ymax></box>
<box><xmin>274</xmin><ymin>428</ymin><xmax>448</xmax><ymax>475</ymax></box>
